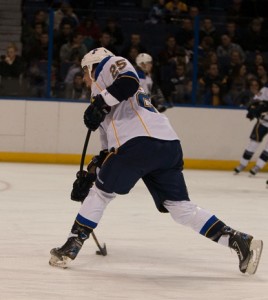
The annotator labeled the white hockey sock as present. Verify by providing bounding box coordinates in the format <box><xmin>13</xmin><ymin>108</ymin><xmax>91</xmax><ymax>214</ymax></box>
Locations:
<box><xmin>163</xmin><ymin>200</ymin><xmax>214</xmax><ymax>232</ymax></box>
<box><xmin>77</xmin><ymin>185</ymin><xmax>116</xmax><ymax>228</ymax></box>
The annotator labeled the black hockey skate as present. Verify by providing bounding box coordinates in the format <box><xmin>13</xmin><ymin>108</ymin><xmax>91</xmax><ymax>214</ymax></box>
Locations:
<box><xmin>223</xmin><ymin>226</ymin><xmax>263</xmax><ymax>275</ymax></box>
<box><xmin>233</xmin><ymin>164</ymin><xmax>245</xmax><ymax>174</ymax></box>
<box><xmin>249</xmin><ymin>166</ymin><xmax>260</xmax><ymax>176</ymax></box>
<box><xmin>49</xmin><ymin>222</ymin><xmax>91</xmax><ymax>268</ymax></box>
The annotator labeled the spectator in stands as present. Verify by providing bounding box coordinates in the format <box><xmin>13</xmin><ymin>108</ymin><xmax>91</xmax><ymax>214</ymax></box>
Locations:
<box><xmin>216</xmin><ymin>34</ymin><xmax>246</xmax><ymax>63</ymax></box>
<box><xmin>26</xmin><ymin>60</ymin><xmax>46</xmax><ymax>97</ymax></box>
<box><xmin>102</xmin><ymin>17</ymin><xmax>124</xmax><ymax>48</ymax></box>
<box><xmin>165</xmin><ymin>0</ymin><xmax>188</xmax><ymax>23</ymax></box>
<box><xmin>197</xmin><ymin>37</ymin><xmax>216</xmax><ymax>78</ymax></box>
<box><xmin>92</xmin><ymin>32</ymin><xmax>118</xmax><ymax>54</ymax></box>
<box><xmin>169</xmin><ymin>63</ymin><xmax>191</xmax><ymax>104</ymax></box>
<box><xmin>121</xmin><ymin>33</ymin><xmax>147</xmax><ymax>58</ymax></box>
<box><xmin>64</xmin><ymin>72</ymin><xmax>89</xmax><ymax>100</ymax></box>
<box><xmin>32</xmin><ymin>9</ymin><xmax>49</xmax><ymax>29</ymax></box>
<box><xmin>241</xmin><ymin>18</ymin><xmax>267</xmax><ymax>52</ymax></box>
<box><xmin>0</xmin><ymin>43</ymin><xmax>26</xmax><ymax>96</ymax></box>
<box><xmin>54</xmin><ymin>2</ymin><xmax>79</xmax><ymax>31</ymax></box>
<box><xmin>254</xmin><ymin>53</ymin><xmax>267</xmax><ymax>69</ymax></box>
<box><xmin>256</xmin><ymin>64</ymin><xmax>268</xmax><ymax>87</ymax></box>
<box><xmin>158</xmin><ymin>34</ymin><xmax>185</xmax><ymax>66</ymax></box>
<box><xmin>175</xmin><ymin>16</ymin><xmax>194</xmax><ymax>48</ymax></box>
<box><xmin>22</xmin><ymin>22</ymin><xmax>46</xmax><ymax>63</ymax></box>
<box><xmin>124</xmin><ymin>46</ymin><xmax>140</xmax><ymax>66</ymax></box>
<box><xmin>203</xmin><ymin>81</ymin><xmax>226</xmax><ymax>106</ymax></box>
<box><xmin>199</xmin><ymin>17</ymin><xmax>220</xmax><ymax>48</ymax></box>
<box><xmin>235</xmin><ymin>78</ymin><xmax>261</xmax><ymax>106</ymax></box>
<box><xmin>63</xmin><ymin>54</ymin><xmax>82</xmax><ymax>87</ymax></box>
<box><xmin>50</xmin><ymin>61</ymin><xmax>61</xmax><ymax>98</ymax></box>
<box><xmin>225</xmin><ymin>0</ymin><xmax>249</xmax><ymax>27</ymax></box>
<box><xmin>0</xmin><ymin>43</ymin><xmax>25</xmax><ymax>79</ymax></box>
<box><xmin>21</xmin><ymin>9</ymin><xmax>48</xmax><ymax>49</ymax></box>
<box><xmin>54</xmin><ymin>22</ymin><xmax>74</xmax><ymax>61</ymax></box>
<box><xmin>27</xmin><ymin>31</ymin><xmax>50</xmax><ymax>62</ymax></box>
<box><xmin>248</xmin><ymin>53</ymin><xmax>268</xmax><ymax>75</ymax></box>
<box><xmin>198</xmin><ymin>62</ymin><xmax>227</xmax><ymax>101</ymax></box>
<box><xmin>220</xmin><ymin>49</ymin><xmax>245</xmax><ymax>77</ymax></box>
<box><xmin>188</xmin><ymin>5</ymin><xmax>199</xmax><ymax>20</ymax></box>
<box><xmin>200</xmin><ymin>50</ymin><xmax>219</xmax><ymax>76</ymax></box>
<box><xmin>224</xmin><ymin>63</ymin><xmax>250</xmax><ymax>106</ymax></box>
<box><xmin>183</xmin><ymin>35</ymin><xmax>194</xmax><ymax>63</ymax></box>
<box><xmin>147</xmin><ymin>0</ymin><xmax>167</xmax><ymax>24</ymax></box>
<box><xmin>157</xmin><ymin>34</ymin><xmax>190</xmax><ymax>101</ymax></box>
<box><xmin>198</xmin><ymin>36</ymin><xmax>215</xmax><ymax>66</ymax></box>
<box><xmin>59</xmin><ymin>32</ymin><xmax>87</xmax><ymax>63</ymax></box>
<box><xmin>76</xmin><ymin>15</ymin><xmax>101</xmax><ymax>50</ymax></box>
<box><xmin>223</xmin><ymin>21</ymin><xmax>242</xmax><ymax>45</ymax></box>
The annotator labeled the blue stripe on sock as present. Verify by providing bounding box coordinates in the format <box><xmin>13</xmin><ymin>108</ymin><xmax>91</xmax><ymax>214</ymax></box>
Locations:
<box><xmin>199</xmin><ymin>215</ymin><xmax>218</xmax><ymax>236</ymax></box>
<box><xmin>76</xmin><ymin>214</ymin><xmax>98</xmax><ymax>229</ymax></box>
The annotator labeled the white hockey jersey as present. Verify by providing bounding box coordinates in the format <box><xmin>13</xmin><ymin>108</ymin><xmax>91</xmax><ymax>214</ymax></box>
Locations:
<box><xmin>136</xmin><ymin>69</ymin><xmax>153</xmax><ymax>95</ymax></box>
<box><xmin>253</xmin><ymin>86</ymin><xmax>268</xmax><ymax>127</ymax></box>
<box><xmin>91</xmin><ymin>56</ymin><xmax>179</xmax><ymax>150</ymax></box>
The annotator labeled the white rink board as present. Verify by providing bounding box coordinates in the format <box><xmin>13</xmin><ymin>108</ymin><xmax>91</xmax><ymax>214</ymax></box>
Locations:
<box><xmin>0</xmin><ymin>163</ymin><xmax>267</xmax><ymax>300</ymax></box>
<box><xmin>1</xmin><ymin>99</ymin><xmax>264</xmax><ymax>161</ymax></box>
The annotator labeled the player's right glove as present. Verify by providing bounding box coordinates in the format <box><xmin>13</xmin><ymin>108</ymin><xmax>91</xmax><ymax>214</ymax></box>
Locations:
<box><xmin>84</xmin><ymin>94</ymin><xmax>111</xmax><ymax>131</ymax></box>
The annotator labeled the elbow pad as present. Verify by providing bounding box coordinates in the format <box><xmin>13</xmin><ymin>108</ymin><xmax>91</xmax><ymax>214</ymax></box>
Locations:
<box><xmin>101</xmin><ymin>73</ymin><xmax>139</xmax><ymax>105</ymax></box>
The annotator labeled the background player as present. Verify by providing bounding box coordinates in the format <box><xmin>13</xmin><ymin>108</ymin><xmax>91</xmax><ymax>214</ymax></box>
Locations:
<box><xmin>234</xmin><ymin>85</ymin><xmax>268</xmax><ymax>176</ymax></box>
<box><xmin>49</xmin><ymin>47</ymin><xmax>263</xmax><ymax>275</ymax></box>
<box><xmin>135</xmin><ymin>52</ymin><xmax>167</xmax><ymax>112</ymax></box>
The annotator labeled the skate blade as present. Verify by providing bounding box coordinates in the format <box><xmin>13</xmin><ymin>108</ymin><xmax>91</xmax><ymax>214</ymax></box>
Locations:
<box><xmin>49</xmin><ymin>253</ymin><xmax>72</xmax><ymax>269</ymax></box>
<box><xmin>246</xmin><ymin>240</ymin><xmax>263</xmax><ymax>275</ymax></box>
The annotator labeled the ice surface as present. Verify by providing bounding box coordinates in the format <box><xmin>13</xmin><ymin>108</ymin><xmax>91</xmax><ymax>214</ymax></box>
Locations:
<box><xmin>0</xmin><ymin>163</ymin><xmax>267</xmax><ymax>300</ymax></box>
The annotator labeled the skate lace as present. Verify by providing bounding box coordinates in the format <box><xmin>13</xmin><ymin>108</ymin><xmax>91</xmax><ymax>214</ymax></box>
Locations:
<box><xmin>232</xmin><ymin>241</ymin><xmax>244</xmax><ymax>262</ymax></box>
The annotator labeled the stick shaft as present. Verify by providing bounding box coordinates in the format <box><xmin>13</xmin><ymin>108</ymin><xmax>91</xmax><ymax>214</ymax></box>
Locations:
<box><xmin>92</xmin><ymin>231</ymin><xmax>103</xmax><ymax>251</ymax></box>
<box><xmin>80</xmin><ymin>130</ymin><xmax>91</xmax><ymax>172</ymax></box>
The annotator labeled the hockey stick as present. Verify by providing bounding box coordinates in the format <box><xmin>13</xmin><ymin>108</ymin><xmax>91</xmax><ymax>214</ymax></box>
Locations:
<box><xmin>79</xmin><ymin>129</ymin><xmax>107</xmax><ymax>256</ymax></box>
<box><xmin>80</xmin><ymin>129</ymin><xmax>92</xmax><ymax>173</ymax></box>
<box><xmin>92</xmin><ymin>231</ymin><xmax>107</xmax><ymax>256</ymax></box>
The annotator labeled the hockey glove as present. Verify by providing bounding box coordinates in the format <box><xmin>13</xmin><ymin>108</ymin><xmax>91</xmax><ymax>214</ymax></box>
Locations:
<box><xmin>91</xmin><ymin>149</ymin><xmax>110</xmax><ymax>168</ymax></box>
<box><xmin>71</xmin><ymin>170</ymin><xmax>96</xmax><ymax>202</ymax></box>
<box><xmin>70</xmin><ymin>149</ymin><xmax>111</xmax><ymax>202</ymax></box>
<box><xmin>246</xmin><ymin>102</ymin><xmax>259</xmax><ymax>120</ymax></box>
<box><xmin>246</xmin><ymin>101</ymin><xmax>268</xmax><ymax>120</ymax></box>
<box><xmin>84</xmin><ymin>94</ymin><xmax>111</xmax><ymax>131</ymax></box>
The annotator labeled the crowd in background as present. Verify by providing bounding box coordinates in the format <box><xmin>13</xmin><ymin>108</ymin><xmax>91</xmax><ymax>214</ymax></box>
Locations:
<box><xmin>0</xmin><ymin>0</ymin><xmax>268</xmax><ymax>107</ymax></box>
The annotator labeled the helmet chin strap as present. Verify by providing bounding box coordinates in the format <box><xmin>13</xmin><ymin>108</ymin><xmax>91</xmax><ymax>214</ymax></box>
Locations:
<box><xmin>89</xmin><ymin>65</ymin><xmax>103</xmax><ymax>92</ymax></box>
<box><xmin>88</xmin><ymin>66</ymin><xmax>94</xmax><ymax>81</ymax></box>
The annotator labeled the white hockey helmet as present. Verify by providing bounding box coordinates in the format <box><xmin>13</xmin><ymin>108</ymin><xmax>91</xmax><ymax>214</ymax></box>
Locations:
<box><xmin>135</xmin><ymin>53</ymin><xmax>153</xmax><ymax>68</ymax></box>
<box><xmin>81</xmin><ymin>47</ymin><xmax>114</xmax><ymax>76</ymax></box>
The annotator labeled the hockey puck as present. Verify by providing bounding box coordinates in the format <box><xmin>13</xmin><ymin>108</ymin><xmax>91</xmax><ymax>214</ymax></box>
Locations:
<box><xmin>96</xmin><ymin>250</ymin><xmax>102</xmax><ymax>255</ymax></box>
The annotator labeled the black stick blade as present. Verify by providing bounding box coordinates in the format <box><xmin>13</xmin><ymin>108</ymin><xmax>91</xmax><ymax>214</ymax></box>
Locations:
<box><xmin>95</xmin><ymin>243</ymin><xmax>107</xmax><ymax>256</ymax></box>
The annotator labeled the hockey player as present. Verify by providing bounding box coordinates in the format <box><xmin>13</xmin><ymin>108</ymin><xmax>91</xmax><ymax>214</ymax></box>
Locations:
<box><xmin>135</xmin><ymin>52</ymin><xmax>167</xmax><ymax>112</ymax></box>
<box><xmin>49</xmin><ymin>47</ymin><xmax>263</xmax><ymax>274</ymax></box>
<box><xmin>234</xmin><ymin>86</ymin><xmax>268</xmax><ymax>176</ymax></box>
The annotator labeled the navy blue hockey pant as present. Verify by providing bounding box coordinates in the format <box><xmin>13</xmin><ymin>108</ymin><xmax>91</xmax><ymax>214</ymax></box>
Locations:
<box><xmin>95</xmin><ymin>137</ymin><xmax>190</xmax><ymax>212</ymax></box>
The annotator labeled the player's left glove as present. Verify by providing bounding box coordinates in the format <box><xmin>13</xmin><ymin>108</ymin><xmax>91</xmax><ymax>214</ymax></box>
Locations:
<box><xmin>71</xmin><ymin>170</ymin><xmax>96</xmax><ymax>202</ymax></box>
<box><xmin>84</xmin><ymin>94</ymin><xmax>111</xmax><ymax>131</ymax></box>
<box><xmin>70</xmin><ymin>149</ymin><xmax>111</xmax><ymax>202</ymax></box>
<box><xmin>246</xmin><ymin>101</ymin><xmax>268</xmax><ymax>120</ymax></box>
